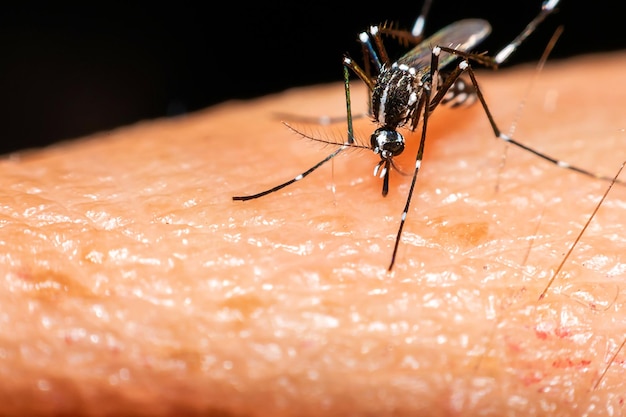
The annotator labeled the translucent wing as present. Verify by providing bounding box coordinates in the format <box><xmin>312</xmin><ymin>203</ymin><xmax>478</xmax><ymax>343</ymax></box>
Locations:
<box><xmin>397</xmin><ymin>19</ymin><xmax>492</xmax><ymax>71</ymax></box>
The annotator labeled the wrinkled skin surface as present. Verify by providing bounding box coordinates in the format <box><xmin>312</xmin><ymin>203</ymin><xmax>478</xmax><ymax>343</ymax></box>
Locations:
<box><xmin>1</xmin><ymin>52</ymin><xmax>625</xmax><ymax>416</ymax></box>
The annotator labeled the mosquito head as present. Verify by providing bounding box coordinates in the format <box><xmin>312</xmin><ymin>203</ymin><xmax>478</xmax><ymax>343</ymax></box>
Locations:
<box><xmin>371</xmin><ymin>127</ymin><xmax>406</xmax><ymax>197</ymax></box>
<box><xmin>371</xmin><ymin>127</ymin><xmax>405</xmax><ymax>161</ymax></box>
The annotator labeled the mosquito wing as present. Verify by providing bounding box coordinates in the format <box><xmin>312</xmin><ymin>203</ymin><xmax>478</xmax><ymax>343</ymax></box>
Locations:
<box><xmin>397</xmin><ymin>19</ymin><xmax>491</xmax><ymax>72</ymax></box>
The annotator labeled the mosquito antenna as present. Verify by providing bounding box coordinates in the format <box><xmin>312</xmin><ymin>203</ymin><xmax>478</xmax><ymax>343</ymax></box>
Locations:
<box><xmin>281</xmin><ymin>122</ymin><xmax>369</xmax><ymax>150</ymax></box>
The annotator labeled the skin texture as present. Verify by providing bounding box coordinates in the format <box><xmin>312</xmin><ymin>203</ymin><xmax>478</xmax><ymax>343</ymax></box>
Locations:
<box><xmin>1</xmin><ymin>51</ymin><xmax>625</xmax><ymax>416</ymax></box>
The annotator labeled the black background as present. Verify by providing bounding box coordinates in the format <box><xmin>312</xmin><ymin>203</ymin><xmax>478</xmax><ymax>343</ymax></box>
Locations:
<box><xmin>0</xmin><ymin>1</ymin><xmax>624</xmax><ymax>155</ymax></box>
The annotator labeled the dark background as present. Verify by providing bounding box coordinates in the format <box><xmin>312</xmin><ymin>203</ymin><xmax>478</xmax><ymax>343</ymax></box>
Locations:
<box><xmin>0</xmin><ymin>1</ymin><xmax>623</xmax><ymax>155</ymax></box>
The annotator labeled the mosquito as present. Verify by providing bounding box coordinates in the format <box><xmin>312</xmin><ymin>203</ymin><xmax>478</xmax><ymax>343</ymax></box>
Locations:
<box><xmin>233</xmin><ymin>0</ymin><xmax>618</xmax><ymax>271</ymax></box>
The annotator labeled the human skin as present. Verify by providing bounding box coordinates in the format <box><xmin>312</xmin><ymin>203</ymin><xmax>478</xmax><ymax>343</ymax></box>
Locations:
<box><xmin>0</xmin><ymin>51</ymin><xmax>625</xmax><ymax>416</ymax></box>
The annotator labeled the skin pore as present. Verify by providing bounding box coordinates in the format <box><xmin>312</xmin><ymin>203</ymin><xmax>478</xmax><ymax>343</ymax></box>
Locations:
<box><xmin>0</xmin><ymin>51</ymin><xmax>625</xmax><ymax>416</ymax></box>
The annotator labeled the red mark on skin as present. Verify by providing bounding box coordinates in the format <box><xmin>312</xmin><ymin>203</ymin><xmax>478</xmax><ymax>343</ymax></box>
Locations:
<box><xmin>521</xmin><ymin>371</ymin><xmax>543</xmax><ymax>386</ymax></box>
<box><xmin>551</xmin><ymin>358</ymin><xmax>591</xmax><ymax>369</ymax></box>
<box><xmin>503</xmin><ymin>334</ymin><xmax>524</xmax><ymax>353</ymax></box>
<box><xmin>534</xmin><ymin>324</ymin><xmax>572</xmax><ymax>340</ymax></box>
<box><xmin>108</xmin><ymin>345</ymin><xmax>121</xmax><ymax>355</ymax></box>
<box><xmin>554</xmin><ymin>326</ymin><xmax>572</xmax><ymax>338</ymax></box>
<box><xmin>16</xmin><ymin>270</ymin><xmax>28</xmax><ymax>280</ymax></box>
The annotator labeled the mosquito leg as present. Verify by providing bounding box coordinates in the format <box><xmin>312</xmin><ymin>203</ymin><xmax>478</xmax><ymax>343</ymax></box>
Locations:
<box><xmin>462</xmin><ymin>62</ymin><xmax>625</xmax><ymax>184</ymax></box>
<box><xmin>439</xmin><ymin>76</ymin><xmax>477</xmax><ymax>108</ymax></box>
<box><xmin>389</xmin><ymin>48</ymin><xmax>440</xmax><ymax>270</ymax></box>
<box><xmin>494</xmin><ymin>0</ymin><xmax>561</xmax><ymax>65</ymax></box>
<box><xmin>496</xmin><ymin>25</ymin><xmax>564</xmax><ymax>192</ymax></box>
<box><xmin>411</xmin><ymin>0</ymin><xmax>433</xmax><ymax>38</ymax></box>
<box><xmin>341</xmin><ymin>63</ymin><xmax>357</xmax><ymax>145</ymax></box>
<box><xmin>427</xmin><ymin>51</ymin><xmax>469</xmax><ymax>110</ymax></box>
<box><xmin>232</xmin><ymin>63</ymin><xmax>360</xmax><ymax>201</ymax></box>
<box><xmin>432</xmin><ymin>1</ymin><xmax>561</xmax><ymax>71</ymax></box>
<box><xmin>426</xmin><ymin>50</ymin><xmax>626</xmax><ymax>185</ymax></box>
<box><xmin>232</xmin><ymin>147</ymin><xmax>346</xmax><ymax>201</ymax></box>
<box><xmin>275</xmin><ymin>47</ymin><xmax>377</xmax><ymax>126</ymax></box>
<box><xmin>389</xmin><ymin>90</ymin><xmax>430</xmax><ymax>271</ymax></box>
<box><xmin>359</xmin><ymin>26</ymin><xmax>386</xmax><ymax>71</ymax></box>
<box><xmin>343</xmin><ymin>55</ymin><xmax>375</xmax><ymax>92</ymax></box>
<box><xmin>376</xmin><ymin>0</ymin><xmax>433</xmax><ymax>47</ymax></box>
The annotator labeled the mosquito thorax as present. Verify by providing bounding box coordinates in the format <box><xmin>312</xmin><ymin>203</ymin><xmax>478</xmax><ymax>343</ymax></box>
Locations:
<box><xmin>371</xmin><ymin>63</ymin><xmax>420</xmax><ymax>129</ymax></box>
<box><xmin>371</xmin><ymin>128</ymin><xmax>405</xmax><ymax>160</ymax></box>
